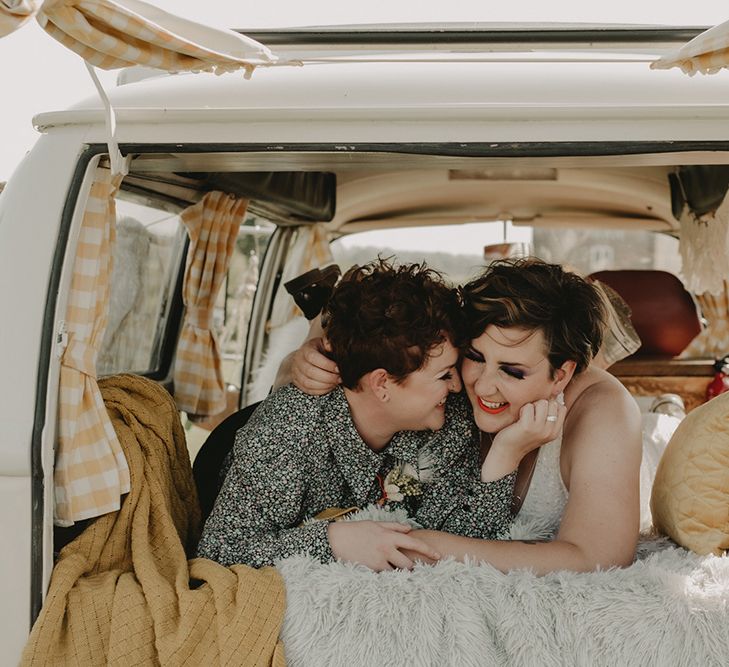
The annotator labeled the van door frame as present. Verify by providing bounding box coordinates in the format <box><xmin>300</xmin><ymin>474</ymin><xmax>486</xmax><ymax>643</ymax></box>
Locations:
<box><xmin>32</xmin><ymin>138</ymin><xmax>729</xmax><ymax>623</ymax></box>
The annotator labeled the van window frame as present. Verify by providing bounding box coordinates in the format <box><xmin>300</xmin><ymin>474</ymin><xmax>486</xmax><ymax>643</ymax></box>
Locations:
<box><xmin>32</xmin><ymin>139</ymin><xmax>729</xmax><ymax>623</ymax></box>
<box><xmin>31</xmin><ymin>146</ymin><xmax>99</xmax><ymax>623</ymax></box>
<box><xmin>119</xmin><ymin>140</ymin><xmax>729</xmax><ymax>159</ymax></box>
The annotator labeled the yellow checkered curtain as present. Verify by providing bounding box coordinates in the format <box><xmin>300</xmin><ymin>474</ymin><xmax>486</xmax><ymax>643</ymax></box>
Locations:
<box><xmin>652</xmin><ymin>20</ymin><xmax>729</xmax><ymax>75</ymax></box>
<box><xmin>0</xmin><ymin>0</ymin><xmax>40</xmax><ymax>37</ymax></box>
<box><xmin>2</xmin><ymin>0</ymin><xmax>275</xmax><ymax>74</ymax></box>
<box><xmin>681</xmin><ymin>282</ymin><xmax>729</xmax><ymax>359</ymax></box>
<box><xmin>55</xmin><ymin>166</ymin><xmax>130</xmax><ymax>526</ymax></box>
<box><xmin>174</xmin><ymin>191</ymin><xmax>248</xmax><ymax>417</ymax></box>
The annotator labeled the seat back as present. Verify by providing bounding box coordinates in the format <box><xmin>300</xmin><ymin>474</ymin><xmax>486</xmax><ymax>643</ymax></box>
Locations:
<box><xmin>192</xmin><ymin>401</ymin><xmax>262</xmax><ymax>524</ymax></box>
<box><xmin>588</xmin><ymin>270</ymin><xmax>702</xmax><ymax>358</ymax></box>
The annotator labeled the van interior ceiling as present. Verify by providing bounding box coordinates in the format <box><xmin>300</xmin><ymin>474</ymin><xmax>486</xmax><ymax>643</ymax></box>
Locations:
<box><xmin>116</xmin><ymin>151</ymin><xmax>729</xmax><ymax>235</ymax></box>
<box><xmin>118</xmin><ymin>167</ymin><xmax>336</xmax><ymax>223</ymax></box>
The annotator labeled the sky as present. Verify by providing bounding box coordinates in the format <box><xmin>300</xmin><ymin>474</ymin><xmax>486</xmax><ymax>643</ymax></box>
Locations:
<box><xmin>0</xmin><ymin>0</ymin><xmax>726</xmax><ymax>182</ymax></box>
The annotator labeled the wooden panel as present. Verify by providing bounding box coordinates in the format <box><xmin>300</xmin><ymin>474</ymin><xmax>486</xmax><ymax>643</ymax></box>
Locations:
<box><xmin>618</xmin><ymin>376</ymin><xmax>710</xmax><ymax>413</ymax></box>
<box><xmin>610</xmin><ymin>358</ymin><xmax>714</xmax><ymax>377</ymax></box>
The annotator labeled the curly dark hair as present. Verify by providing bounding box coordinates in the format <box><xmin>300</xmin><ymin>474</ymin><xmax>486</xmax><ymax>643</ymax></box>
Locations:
<box><xmin>324</xmin><ymin>259</ymin><xmax>463</xmax><ymax>389</ymax></box>
<box><xmin>460</xmin><ymin>258</ymin><xmax>606</xmax><ymax>374</ymax></box>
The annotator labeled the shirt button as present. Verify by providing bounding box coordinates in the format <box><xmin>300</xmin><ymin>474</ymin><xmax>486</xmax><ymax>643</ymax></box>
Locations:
<box><xmin>466</xmin><ymin>489</ymin><xmax>475</xmax><ymax>496</ymax></box>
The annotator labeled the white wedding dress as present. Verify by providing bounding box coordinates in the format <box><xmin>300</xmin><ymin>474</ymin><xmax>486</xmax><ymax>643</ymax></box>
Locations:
<box><xmin>505</xmin><ymin>411</ymin><xmax>683</xmax><ymax>541</ymax></box>
<box><xmin>507</xmin><ymin>434</ymin><xmax>568</xmax><ymax>540</ymax></box>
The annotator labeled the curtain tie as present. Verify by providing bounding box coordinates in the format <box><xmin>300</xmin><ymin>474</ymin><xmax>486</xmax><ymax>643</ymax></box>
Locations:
<box><xmin>186</xmin><ymin>307</ymin><xmax>213</xmax><ymax>332</ymax></box>
<box><xmin>61</xmin><ymin>336</ymin><xmax>98</xmax><ymax>378</ymax></box>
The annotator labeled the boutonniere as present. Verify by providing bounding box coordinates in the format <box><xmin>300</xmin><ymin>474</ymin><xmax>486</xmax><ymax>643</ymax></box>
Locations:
<box><xmin>377</xmin><ymin>449</ymin><xmax>436</xmax><ymax>506</ymax></box>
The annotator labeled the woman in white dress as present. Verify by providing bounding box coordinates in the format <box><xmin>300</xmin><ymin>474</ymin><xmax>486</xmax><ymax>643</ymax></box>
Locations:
<box><xmin>417</xmin><ymin>259</ymin><xmax>642</xmax><ymax>572</ymax></box>
<box><xmin>286</xmin><ymin>258</ymin><xmax>643</xmax><ymax>573</ymax></box>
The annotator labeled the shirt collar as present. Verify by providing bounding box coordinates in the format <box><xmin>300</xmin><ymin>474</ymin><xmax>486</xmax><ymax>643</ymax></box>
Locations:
<box><xmin>322</xmin><ymin>387</ymin><xmax>434</xmax><ymax>501</ymax></box>
<box><xmin>323</xmin><ymin>386</ymin><xmax>384</xmax><ymax>505</ymax></box>
<box><xmin>383</xmin><ymin>429</ymin><xmax>428</xmax><ymax>469</ymax></box>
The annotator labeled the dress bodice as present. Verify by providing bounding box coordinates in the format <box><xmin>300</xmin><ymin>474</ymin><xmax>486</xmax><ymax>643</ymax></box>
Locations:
<box><xmin>507</xmin><ymin>433</ymin><xmax>568</xmax><ymax>540</ymax></box>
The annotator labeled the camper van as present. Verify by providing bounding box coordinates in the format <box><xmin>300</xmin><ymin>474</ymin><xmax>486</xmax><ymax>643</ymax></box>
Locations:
<box><xmin>2</xmin><ymin>24</ymin><xmax>729</xmax><ymax>663</ymax></box>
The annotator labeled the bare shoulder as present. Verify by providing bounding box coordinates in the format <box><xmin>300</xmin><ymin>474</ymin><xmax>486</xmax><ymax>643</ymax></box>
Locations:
<box><xmin>562</xmin><ymin>366</ymin><xmax>642</xmax><ymax>460</ymax></box>
<box><xmin>566</xmin><ymin>366</ymin><xmax>640</xmax><ymax>420</ymax></box>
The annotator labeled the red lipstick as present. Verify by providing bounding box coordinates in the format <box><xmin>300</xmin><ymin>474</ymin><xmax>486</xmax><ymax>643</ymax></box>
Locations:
<box><xmin>477</xmin><ymin>397</ymin><xmax>509</xmax><ymax>414</ymax></box>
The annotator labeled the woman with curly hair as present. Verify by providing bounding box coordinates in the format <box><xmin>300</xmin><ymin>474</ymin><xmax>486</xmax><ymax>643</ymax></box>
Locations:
<box><xmin>288</xmin><ymin>258</ymin><xmax>642</xmax><ymax>573</ymax></box>
<box><xmin>199</xmin><ymin>260</ymin><xmax>518</xmax><ymax>572</ymax></box>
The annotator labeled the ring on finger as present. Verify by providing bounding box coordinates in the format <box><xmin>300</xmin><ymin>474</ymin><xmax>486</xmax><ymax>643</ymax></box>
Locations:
<box><xmin>546</xmin><ymin>414</ymin><xmax>558</xmax><ymax>422</ymax></box>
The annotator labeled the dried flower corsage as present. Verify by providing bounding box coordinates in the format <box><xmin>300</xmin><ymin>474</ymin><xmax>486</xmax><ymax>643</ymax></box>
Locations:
<box><xmin>377</xmin><ymin>449</ymin><xmax>436</xmax><ymax>506</ymax></box>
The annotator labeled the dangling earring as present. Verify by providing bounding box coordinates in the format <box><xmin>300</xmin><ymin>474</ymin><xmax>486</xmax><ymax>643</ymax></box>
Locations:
<box><xmin>556</xmin><ymin>390</ymin><xmax>565</xmax><ymax>406</ymax></box>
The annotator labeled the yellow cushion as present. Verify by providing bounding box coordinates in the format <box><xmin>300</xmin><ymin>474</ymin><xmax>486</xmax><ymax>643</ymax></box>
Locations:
<box><xmin>650</xmin><ymin>391</ymin><xmax>729</xmax><ymax>555</ymax></box>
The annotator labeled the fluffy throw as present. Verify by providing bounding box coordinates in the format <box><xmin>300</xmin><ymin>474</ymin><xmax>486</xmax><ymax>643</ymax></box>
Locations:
<box><xmin>22</xmin><ymin>374</ymin><xmax>286</xmax><ymax>667</ymax></box>
<box><xmin>279</xmin><ymin>506</ymin><xmax>729</xmax><ymax>667</ymax></box>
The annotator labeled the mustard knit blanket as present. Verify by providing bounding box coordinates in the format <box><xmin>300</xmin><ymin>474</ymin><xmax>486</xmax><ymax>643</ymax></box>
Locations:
<box><xmin>22</xmin><ymin>374</ymin><xmax>286</xmax><ymax>666</ymax></box>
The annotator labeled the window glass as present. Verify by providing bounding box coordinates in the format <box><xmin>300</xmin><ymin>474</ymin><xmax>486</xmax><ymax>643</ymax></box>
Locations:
<box><xmin>330</xmin><ymin>223</ymin><xmax>681</xmax><ymax>284</ymax></box>
<box><xmin>532</xmin><ymin>228</ymin><xmax>681</xmax><ymax>277</ymax></box>
<box><xmin>330</xmin><ymin>221</ymin><xmax>533</xmax><ymax>285</ymax></box>
<box><xmin>98</xmin><ymin>195</ymin><xmax>185</xmax><ymax>376</ymax></box>
<box><xmin>215</xmin><ymin>214</ymin><xmax>276</xmax><ymax>387</ymax></box>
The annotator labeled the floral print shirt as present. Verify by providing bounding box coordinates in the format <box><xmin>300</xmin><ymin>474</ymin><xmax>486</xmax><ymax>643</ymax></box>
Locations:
<box><xmin>196</xmin><ymin>385</ymin><xmax>515</xmax><ymax>568</ymax></box>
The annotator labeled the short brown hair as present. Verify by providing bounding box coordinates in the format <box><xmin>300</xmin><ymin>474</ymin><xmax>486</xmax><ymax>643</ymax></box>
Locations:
<box><xmin>460</xmin><ymin>258</ymin><xmax>605</xmax><ymax>374</ymax></box>
<box><xmin>325</xmin><ymin>259</ymin><xmax>462</xmax><ymax>389</ymax></box>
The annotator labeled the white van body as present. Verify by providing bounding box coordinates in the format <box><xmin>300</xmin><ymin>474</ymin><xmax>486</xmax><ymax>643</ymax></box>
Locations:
<box><xmin>1</xmin><ymin>24</ymin><xmax>728</xmax><ymax>662</ymax></box>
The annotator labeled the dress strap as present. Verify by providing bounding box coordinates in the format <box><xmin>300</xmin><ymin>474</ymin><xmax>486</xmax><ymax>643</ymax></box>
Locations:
<box><xmin>511</xmin><ymin>448</ymin><xmax>540</xmax><ymax>516</ymax></box>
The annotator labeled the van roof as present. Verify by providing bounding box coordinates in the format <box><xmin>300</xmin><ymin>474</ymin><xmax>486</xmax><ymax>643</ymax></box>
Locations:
<box><xmin>31</xmin><ymin>24</ymin><xmax>729</xmax><ymax>241</ymax></box>
<box><xmin>35</xmin><ymin>55</ymin><xmax>729</xmax><ymax>138</ymax></box>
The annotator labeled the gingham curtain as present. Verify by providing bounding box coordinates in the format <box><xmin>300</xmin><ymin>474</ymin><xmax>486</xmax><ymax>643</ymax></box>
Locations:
<box><xmin>0</xmin><ymin>1</ymin><xmax>39</xmax><ymax>37</ymax></box>
<box><xmin>173</xmin><ymin>191</ymin><xmax>248</xmax><ymax>417</ymax></box>
<box><xmin>55</xmin><ymin>166</ymin><xmax>130</xmax><ymax>526</ymax></box>
<box><xmin>2</xmin><ymin>0</ymin><xmax>275</xmax><ymax>74</ymax></box>
<box><xmin>681</xmin><ymin>282</ymin><xmax>729</xmax><ymax>359</ymax></box>
<box><xmin>652</xmin><ymin>20</ymin><xmax>729</xmax><ymax>76</ymax></box>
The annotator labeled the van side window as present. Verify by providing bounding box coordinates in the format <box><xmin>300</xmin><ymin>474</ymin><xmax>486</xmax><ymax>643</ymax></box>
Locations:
<box><xmin>214</xmin><ymin>213</ymin><xmax>275</xmax><ymax>387</ymax></box>
<box><xmin>98</xmin><ymin>195</ymin><xmax>276</xmax><ymax>383</ymax></box>
<box><xmin>97</xmin><ymin>196</ymin><xmax>186</xmax><ymax>376</ymax></box>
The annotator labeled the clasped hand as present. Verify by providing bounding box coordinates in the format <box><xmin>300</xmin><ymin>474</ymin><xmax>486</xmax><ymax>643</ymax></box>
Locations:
<box><xmin>328</xmin><ymin>520</ymin><xmax>441</xmax><ymax>571</ymax></box>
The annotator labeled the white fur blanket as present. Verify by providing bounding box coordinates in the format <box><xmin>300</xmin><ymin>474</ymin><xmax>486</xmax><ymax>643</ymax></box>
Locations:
<box><xmin>278</xmin><ymin>510</ymin><xmax>729</xmax><ymax>666</ymax></box>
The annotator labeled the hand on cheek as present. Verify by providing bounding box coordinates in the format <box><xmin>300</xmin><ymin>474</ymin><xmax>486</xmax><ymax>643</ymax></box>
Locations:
<box><xmin>484</xmin><ymin>397</ymin><xmax>566</xmax><ymax>479</ymax></box>
<box><xmin>514</xmin><ymin>397</ymin><xmax>565</xmax><ymax>448</ymax></box>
